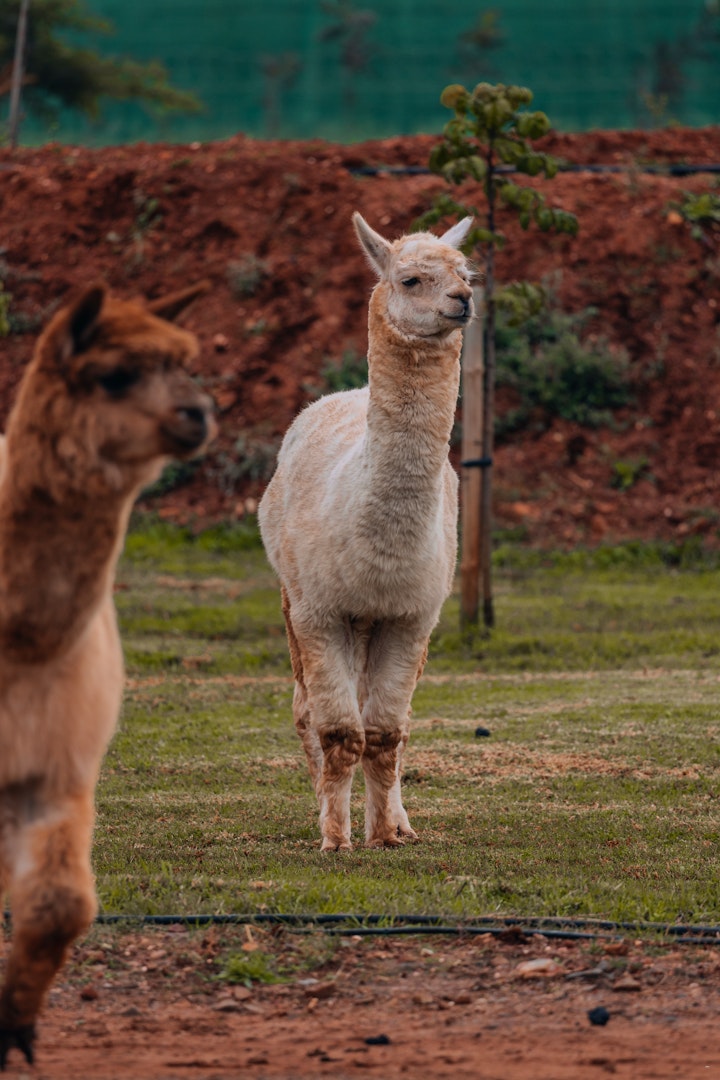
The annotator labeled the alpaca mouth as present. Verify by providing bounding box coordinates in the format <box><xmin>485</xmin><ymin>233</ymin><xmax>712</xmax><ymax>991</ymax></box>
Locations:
<box><xmin>443</xmin><ymin>310</ymin><xmax>472</xmax><ymax>324</ymax></box>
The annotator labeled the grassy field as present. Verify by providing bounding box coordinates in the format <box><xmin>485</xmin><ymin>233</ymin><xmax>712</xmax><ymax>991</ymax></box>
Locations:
<box><xmin>100</xmin><ymin>519</ymin><xmax>720</xmax><ymax>926</ymax></box>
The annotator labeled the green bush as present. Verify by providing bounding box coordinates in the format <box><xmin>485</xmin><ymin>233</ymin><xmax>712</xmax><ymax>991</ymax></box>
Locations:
<box><xmin>494</xmin><ymin>298</ymin><xmax>631</xmax><ymax>437</ymax></box>
<box><xmin>319</xmin><ymin>349</ymin><xmax>368</xmax><ymax>393</ymax></box>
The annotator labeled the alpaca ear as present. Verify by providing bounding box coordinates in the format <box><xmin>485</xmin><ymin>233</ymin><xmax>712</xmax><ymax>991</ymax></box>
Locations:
<box><xmin>147</xmin><ymin>279</ymin><xmax>210</xmax><ymax>321</ymax></box>
<box><xmin>68</xmin><ymin>285</ymin><xmax>105</xmax><ymax>352</ymax></box>
<box><xmin>353</xmin><ymin>212</ymin><xmax>392</xmax><ymax>276</ymax></box>
<box><xmin>440</xmin><ymin>216</ymin><xmax>474</xmax><ymax>249</ymax></box>
<box><xmin>44</xmin><ymin>284</ymin><xmax>105</xmax><ymax>364</ymax></box>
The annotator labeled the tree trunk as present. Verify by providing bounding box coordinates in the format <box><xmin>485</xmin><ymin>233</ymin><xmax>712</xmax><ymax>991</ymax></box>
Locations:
<box><xmin>8</xmin><ymin>0</ymin><xmax>30</xmax><ymax>150</ymax></box>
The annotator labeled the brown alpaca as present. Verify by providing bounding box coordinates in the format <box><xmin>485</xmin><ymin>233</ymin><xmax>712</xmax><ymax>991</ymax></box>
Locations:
<box><xmin>0</xmin><ymin>282</ymin><xmax>216</xmax><ymax>1069</ymax></box>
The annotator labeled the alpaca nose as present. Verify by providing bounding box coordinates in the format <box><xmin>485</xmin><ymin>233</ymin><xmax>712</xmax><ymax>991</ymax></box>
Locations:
<box><xmin>167</xmin><ymin>393</ymin><xmax>217</xmax><ymax>452</ymax></box>
<box><xmin>449</xmin><ymin>292</ymin><xmax>471</xmax><ymax>317</ymax></box>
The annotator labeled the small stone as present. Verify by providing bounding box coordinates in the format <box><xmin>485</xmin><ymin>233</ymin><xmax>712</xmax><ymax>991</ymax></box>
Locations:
<box><xmin>612</xmin><ymin>975</ymin><xmax>642</xmax><ymax>992</ymax></box>
<box><xmin>212</xmin><ymin>332</ymin><xmax>230</xmax><ymax>352</ymax></box>
<box><xmin>364</xmin><ymin>1033</ymin><xmax>391</xmax><ymax>1046</ymax></box>
<box><xmin>515</xmin><ymin>957</ymin><xmax>564</xmax><ymax>979</ymax></box>
<box><xmin>411</xmin><ymin>992</ymin><xmax>434</xmax><ymax>1006</ymax></box>
<box><xmin>603</xmin><ymin>941</ymin><xmax>629</xmax><ymax>956</ymax></box>
<box><xmin>215</xmin><ymin>997</ymin><xmax>243</xmax><ymax>1013</ymax></box>
<box><xmin>79</xmin><ymin>984</ymin><xmax>98</xmax><ymax>1001</ymax></box>
<box><xmin>305</xmin><ymin>981</ymin><xmax>336</xmax><ymax>1000</ymax></box>
<box><xmin>588</xmin><ymin>1006</ymin><xmax>611</xmax><ymax>1026</ymax></box>
<box><xmin>474</xmin><ymin>726</ymin><xmax>491</xmax><ymax>738</ymax></box>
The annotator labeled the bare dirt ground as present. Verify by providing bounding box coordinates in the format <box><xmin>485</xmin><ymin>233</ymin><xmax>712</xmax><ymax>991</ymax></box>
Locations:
<box><xmin>1</xmin><ymin>126</ymin><xmax>720</xmax><ymax>543</ymax></box>
<box><xmin>5</xmin><ymin>925</ymin><xmax>720</xmax><ymax>1080</ymax></box>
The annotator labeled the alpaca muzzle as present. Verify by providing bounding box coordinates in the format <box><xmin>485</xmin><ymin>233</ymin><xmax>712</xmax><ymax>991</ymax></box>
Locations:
<box><xmin>162</xmin><ymin>394</ymin><xmax>217</xmax><ymax>455</ymax></box>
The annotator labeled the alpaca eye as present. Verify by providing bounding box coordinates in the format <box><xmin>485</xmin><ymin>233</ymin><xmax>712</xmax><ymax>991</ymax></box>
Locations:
<box><xmin>402</xmin><ymin>277</ymin><xmax>420</xmax><ymax>288</ymax></box>
<box><xmin>97</xmin><ymin>368</ymin><xmax>140</xmax><ymax>397</ymax></box>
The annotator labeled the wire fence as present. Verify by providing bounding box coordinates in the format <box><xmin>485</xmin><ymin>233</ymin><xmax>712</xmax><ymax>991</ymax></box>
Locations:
<box><xmin>17</xmin><ymin>0</ymin><xmax>720</xmax><ymax>147</ymax></box>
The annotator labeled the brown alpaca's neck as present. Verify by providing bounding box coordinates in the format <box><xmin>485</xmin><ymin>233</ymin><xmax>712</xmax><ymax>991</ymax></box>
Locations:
<box><xmin>0</xmin><ymin>428</ymin><xmax>129</xmax><ymax>665</ymax></box>
<box><xmin>365</xmin><ymin>292</ymin><xmax>461</xmax><ymax>482</ymax></box>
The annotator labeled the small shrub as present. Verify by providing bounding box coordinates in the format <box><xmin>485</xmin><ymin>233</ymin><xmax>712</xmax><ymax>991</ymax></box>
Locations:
<box><xmin>610</xmin><ymin>457</ymin><xmax>650</xmax><ymax>491</ymax></box>
<box><xmin>227</xmin><ymin>254</ymin><xmax>270</xmax><ymax>297</ymax></box>
<box><xmin>0</xmin><ymin>284</ymin><xmax>10</xmax><ymax>337</ymax></box>
<box><xmin>220</xmin><ymin>950</ymin><xmax>283</xmax><ymax>987</ymax></box>
<box><xmin>320</xmin><ymin>350</ymin><xmax>368</xmax><ymax>393</ymax></box>
<box><xmin>671</xmin><ymin>189</ymin><xmax>720</xmax><ymax>241</ymax></box>
<box><xmin>212</xmin><ymin>434</ymin><xmax>280</xmax><ymax>495</ymax></box>
<box><xmin>494</xmin><ymin>297</ymin><xmax>632</xmax><ymax>437</ymax></box>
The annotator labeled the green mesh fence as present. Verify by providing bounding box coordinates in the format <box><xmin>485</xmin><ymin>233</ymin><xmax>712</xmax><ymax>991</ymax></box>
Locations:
<box><xmin>16</xmin><ymin>0</ymin><xmax>720</xmax><ymax>146</ymax></box>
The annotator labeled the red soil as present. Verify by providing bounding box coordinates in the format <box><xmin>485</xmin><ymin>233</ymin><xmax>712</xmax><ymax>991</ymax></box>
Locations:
<box><xmin>1</xmin><ymin>126</ymin><xmax>719</xmax><ymax>544</ymax></box>
<box><xmin>5</xmin><ymin>924</ymin><xmax>720</xmax><ymax>1080</ymax></box>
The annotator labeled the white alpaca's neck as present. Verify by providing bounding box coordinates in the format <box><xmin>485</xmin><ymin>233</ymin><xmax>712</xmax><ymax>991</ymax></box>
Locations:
<box><xmin>361</xmin><ymin>288</ymin><xmax>461</xmax><ymax>507</ymax></box>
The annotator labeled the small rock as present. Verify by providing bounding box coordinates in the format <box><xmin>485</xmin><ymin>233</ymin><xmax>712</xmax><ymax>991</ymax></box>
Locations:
<box><xmin>612</xmin><ymin>975</ymin><xmax>642</xmax><ymax>992</ymax></box>
<box><xmin>215</xmin><ymin>997</ymin><xmax>243</xmax><ymax>1013</ymax></box>
<box><xmin>304</xmin><ymin>981</ymin><xmax>336</xmax><ymax>1000</ymax></box>
<box><xmin>79</xmin><ymin>984</ymin><xmax>99</xmax><ymax>1001</ymax></box>
<box><xmin>411</xmin><ymin>992</ymin><xmax>434</xmax><ymax>1006</ymax></box>
<box><xmin>474</xmin><ymin>726</ymin><xmax>491</xmax><ymax>738</ymax></box>
<box><xmin>588</xmin><ymin>1006</ymin><xmax>611</xmax><ymax>1026</ymax></box>
<box><xmin>603</xmin><ymin>941</ymin><xmax>629</xmax><ymax>956</ymax></box>
<box><xmin>364</xmin><ymin>1034</ymin><xmax>391</xmax><ymax>1046</ymax></box>
<box><xmin>515</xmin><ymin>957</ymin><xmax>564</xmax><ymax>979</ymax></box>
<box><xmin>212</xmin><ymin>332</ymin><xmax>230</xmax><ymax>352</ymax></box>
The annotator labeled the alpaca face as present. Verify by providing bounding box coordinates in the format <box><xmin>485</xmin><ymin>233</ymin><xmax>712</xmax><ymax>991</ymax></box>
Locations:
<box><xmin>384</xmin><ymin>236</ymin><xmax>474</xmax><ymax>339</ymax></box>
<box><xmin>19</xmin><ymin>286</ymin><xmax>217</xmax><ymax>494</ymax></box>
<box><xmin>352</xmin><ymin>212</ymin><xmax>476</xmax><ymax>340</ymax></box>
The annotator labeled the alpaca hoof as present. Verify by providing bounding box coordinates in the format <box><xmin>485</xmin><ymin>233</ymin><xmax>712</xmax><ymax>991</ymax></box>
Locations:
<box><xmin>0</xmin><ymin>1023</ymin><xmax>36</xmax><ymax>1070</ymax></box>
<box><xmin>366</xmin><ymin>833</ymin><xmax>406</xmax><ymax>849</ymax></box>
<box><xmin>321</xmin><ymin>838</ymin><xmax>353</xmax><ymax>852</ymax></box>
<box><xmin>398</xmin><ymin>825</ymin><xmax>419</xmax><ymax>842</ymax></box>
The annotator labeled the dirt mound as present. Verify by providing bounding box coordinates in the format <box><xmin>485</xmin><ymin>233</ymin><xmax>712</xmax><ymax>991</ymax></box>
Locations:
<box><xmin>1</xmin><ymin>127</ymin><xmax>719</xmax><ymax>544</ymax></box>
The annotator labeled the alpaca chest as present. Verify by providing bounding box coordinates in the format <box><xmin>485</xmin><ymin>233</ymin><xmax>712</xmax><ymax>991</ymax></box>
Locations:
<box><xmin>0</xmin><ymin>601</ymin><xmax>124</xmax><ymax>791</ymax></box>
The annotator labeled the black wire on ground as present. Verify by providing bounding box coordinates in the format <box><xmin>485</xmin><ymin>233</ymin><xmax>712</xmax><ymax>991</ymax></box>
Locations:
<box><xmin>348</xmin><ymin>162</ymin><xmax>720</xmax><ymax>177</ymax></box>
<box><xmin>5</xmin><ymin>909</ymin><xmax>720</xmax><ymax>944</ymax></box>
<box><xmin>76</xmin><ymin>912</ymin><xmax>720</xmax><ymax>946</ymax></box>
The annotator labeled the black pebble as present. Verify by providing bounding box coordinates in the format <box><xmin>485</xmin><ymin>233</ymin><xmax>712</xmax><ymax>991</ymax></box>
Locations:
<box><xmin>474</xmin><ymin>726</ymin><xmax>491</xmax><ymax>738</ymax></box>
<box><xmin>588</xmin><ymin>1006</ymin><xmax>610</xmax><ymax>1026</ymax></box>
<box><xmin>364</xmin><ymin>1034</ymin><xmax>391</xmax><ymax>1046</ymax></box>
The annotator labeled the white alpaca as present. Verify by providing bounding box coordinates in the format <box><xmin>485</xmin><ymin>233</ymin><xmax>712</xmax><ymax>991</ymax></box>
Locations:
<box><xmin>0</xmin><ymin>282</ymin><xmax>215</xmax><ymax>1069</ymax></box>
<box><xmin>259</xmin><ymin>212</ymin><xmax>474</xmax><ymax>851</ymax></box>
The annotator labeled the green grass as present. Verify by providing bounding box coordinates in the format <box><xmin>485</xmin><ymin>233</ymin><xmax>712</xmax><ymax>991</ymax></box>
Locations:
<box><xmin>98</xmin><ymin>518</ymin><xmax>720</xmax><ymax>926</ymax></box>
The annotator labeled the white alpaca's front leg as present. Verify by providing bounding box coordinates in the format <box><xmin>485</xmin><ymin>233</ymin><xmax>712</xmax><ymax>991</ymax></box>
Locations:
<box><xmin>361</xmin><ymin>624</ymin><xmax>427</xmax><ymax>847</ymax></box>
<box><xmin>294</xmin><ymin>621</ymin><xmax>365</xmax><ymax>851</ymax></box>
<box><xmin>387</xmin><ymin>732</ymin><xmax>418</xmax><ymax>840</ymax></box>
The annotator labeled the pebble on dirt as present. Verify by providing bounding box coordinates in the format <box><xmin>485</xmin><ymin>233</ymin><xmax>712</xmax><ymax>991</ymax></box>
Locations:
<box><xmin>588</xmin><ymin>1006</ymin><xmax>611</xmax><ymax>1026</ymax></box>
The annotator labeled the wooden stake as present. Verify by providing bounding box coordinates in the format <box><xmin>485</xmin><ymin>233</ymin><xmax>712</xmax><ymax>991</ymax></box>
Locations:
<box><xmin>459</xmin><ymin>286</ymin><xmax>484</xmax><ymax>629</ymax></box>
<box><xmin>8</xmin><ymin>0</ymin><xmax>31</xmax><ymax>150</ymax></box>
